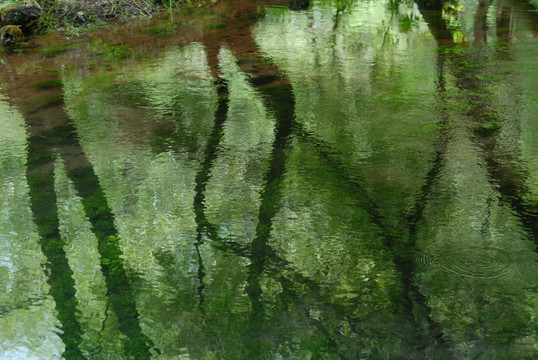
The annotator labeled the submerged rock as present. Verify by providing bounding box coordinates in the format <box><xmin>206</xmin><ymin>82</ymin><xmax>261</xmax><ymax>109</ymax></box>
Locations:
<box><xmin>0</xmin><ymin>0</ymin><xmax>42</xmax><ymax>33</ymax></box>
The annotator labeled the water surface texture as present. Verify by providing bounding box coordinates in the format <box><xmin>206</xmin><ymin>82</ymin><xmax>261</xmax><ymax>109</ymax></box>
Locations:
<box><xmin>1</xmin><ymin>0</ymin><xmax>537</xmax><ymax>359</ymax></box>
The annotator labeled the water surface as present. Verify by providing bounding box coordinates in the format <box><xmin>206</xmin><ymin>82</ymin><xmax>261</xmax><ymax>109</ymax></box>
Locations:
<box><xmin>0</xmin><ymin>0</ymin><xmax>537</xmax><ymax>359</ymax></box>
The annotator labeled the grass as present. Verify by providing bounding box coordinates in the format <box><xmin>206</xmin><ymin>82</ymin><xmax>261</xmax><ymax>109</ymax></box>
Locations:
<box><xmin>1</xmin><ymin>1</ymin><xmax>213</xmax><ymax>37</ymax></box>
<box><xmin>0</xmin><ymin>0</ymin><xmax>25</xmax><ymax>10</ymax></box>
<box><xmin>30</xmin><ymin>1</ymin><xmax>206</xmax><ymax>35</ymax></box>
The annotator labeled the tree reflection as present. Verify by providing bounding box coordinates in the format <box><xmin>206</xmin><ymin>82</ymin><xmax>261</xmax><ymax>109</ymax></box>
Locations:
<box><xmin>0</xmin><ymin>93</ymin><xmax>65</xmax><ymax>359</ymax></box>
<box><xmin>0</xmin><ymin>0</ymin><xmax>536</xmax><ymax>358</ymax></box>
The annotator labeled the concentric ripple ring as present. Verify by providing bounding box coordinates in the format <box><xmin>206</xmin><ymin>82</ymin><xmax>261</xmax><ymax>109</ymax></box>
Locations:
<box><xmin>417</xmin><ymin>245</ymin><xmax>519</xmax><ymax>280</ymax></box>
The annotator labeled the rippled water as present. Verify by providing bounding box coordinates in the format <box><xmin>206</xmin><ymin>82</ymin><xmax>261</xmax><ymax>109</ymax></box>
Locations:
<box><xmin>0</xmin><ymin>0</ymin><xmax>537</xmax><ymax>359</ymax></box>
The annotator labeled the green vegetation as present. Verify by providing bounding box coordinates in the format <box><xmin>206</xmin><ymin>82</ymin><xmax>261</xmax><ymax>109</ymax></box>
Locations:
<box><xmin>94</xmin><ymin>43</ymin><xmax>133</xmax><ymax>61</ymax></box>
<box><xmin>147</xmin><ymin>26</ymin><xmax>182</xmax><ymax>35</ymax></box>
<box><xmin>39</xmin><ymin>43</ymin><xmax>85</xmax><ymax>56</ymax></box>
<box><xmin>2</xmin><ymin>0</ymin><xmax>538</xmax><ymax>358</ymax></box>
<box><xmin>30</xmin><ymin>78</ymin><xmax>62</xmax><ymax>88</ymax></box>
<box><xmin>204</xmin><ymin>22</ymin><xmax>226</xmax><ymax>29</ymax></box>
<box><xmin>0</xmin><ymin>1</ymin><xmax>210</xmax><ymax>35</ymax></box>
<box><xmin>23</xmin><ymin>93</ymin><xmax>63</xmax><ymax>107</ymax></box>
<box><xmin>0</xmin><ymin>0</ymin><xmax>26</xmax><ymax>10</ymax></box>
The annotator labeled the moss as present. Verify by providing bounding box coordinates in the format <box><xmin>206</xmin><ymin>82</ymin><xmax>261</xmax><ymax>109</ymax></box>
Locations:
<box><xmin>205</xmin><ymin>23</ymin><xmax>227</xmax><ymax>29</ymax></box>
<box><xmin>39</xmin><ymin>42</ymin><xmax>87</xmax><ymax>57</ymax></box>
<box><xmin>24</xmin><ymin>93</ymin><xmax>64</xmax><ymax>107</ymax></box>
<box><xmin>147</xmin><ymin>26</ymin><xmax>183</xmax><ymax>36</ymax></box>
<box><xmin>0</xmin><ymin>25</ymin><xmax>23</xmax><ymax>46</ymax></box>
<box><xmin>1</xmin><ymin>25</ymin><xmax>23</xmax><ymax>36</ymax></box>
<box><xmin>31</xmin><ymin>78</ymin><xmax>62</xmax><ymax>88</ymax></box>
<box><xmin>39</xmin><ymin>45</ymin><xmax>72</xmax><ymax>56</ymax></box>
<box><xmin>91</xmin><ymin>43</ymin><xmax>133</xmax><ymax>62</ymax></box>
<box><xmin>26</xmin><ymin>172</ymin><xmax>58</xmax><ymax>238</ymax></box>
<box><xmin>26</xmin><ymin>124</ymin><xmax>79</xmax><ymax>169</ymax></box>
<box><xmin>27</xmin><ymin>151</ymin><xmax>54</xmax><ymax>166</ymax></box>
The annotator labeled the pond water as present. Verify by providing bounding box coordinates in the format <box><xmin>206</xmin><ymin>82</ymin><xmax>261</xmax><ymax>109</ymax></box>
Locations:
<box><xmin>0</xmin><ymin>0</ymin><xmax>537</xmax><ymax>359</ymax></box>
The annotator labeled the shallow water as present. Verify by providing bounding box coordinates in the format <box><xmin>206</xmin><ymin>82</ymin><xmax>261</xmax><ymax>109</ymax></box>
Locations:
<box><xmin>0</xmin><ymin>0</ymin><xmax>537</xmax><ymax>359</ymax></box>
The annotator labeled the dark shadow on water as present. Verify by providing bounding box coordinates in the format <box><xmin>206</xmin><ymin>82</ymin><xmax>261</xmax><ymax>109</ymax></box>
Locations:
<box><xmin>404</xmin><ymin>47</ymin><xmax>455</xmax><ymax>359</ymax></box>
<box><xmin>285</xmin><ymin>0</ymin><xmax>311</xmax><ymax>11</ymax></box>
<box><xmin>26</xmin><ymin>124</ymin><xmax>85</xmax><ymax>360</ymax></box>
<box><xmin>245</xmin><ymin>74</ymin><xmax>349</xmax><ymax>358</ymax></box>
<box><xmin>246</xmin><ymin>83</ymin><xmax>295</xmax><ymax>315</ymax></box>
<box><xmin>192</xmin><ymin>77</ymin><xmax>230</xmax><ymax>309</ymax></box>
<box><xmin>65</xmin><ymin>149</ymin><xmax>155</xmax><ymax>359</ymax></box>
<box><xmin>27</xmin><ymin>119</ymin><xmax>154</xmax><ymax>359</ymax></box>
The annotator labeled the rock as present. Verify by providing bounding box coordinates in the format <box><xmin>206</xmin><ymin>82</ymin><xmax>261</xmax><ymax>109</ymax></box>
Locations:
<box><xmin>0</xmin><ymin>0</ymin><xmax>42</xmax><ymax>32</ymax></box>
<box><xmin>0</xmin><ymin>25</ymin><xmax>23</xmax><ymax>45</ymax></box>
